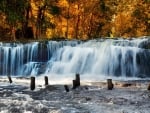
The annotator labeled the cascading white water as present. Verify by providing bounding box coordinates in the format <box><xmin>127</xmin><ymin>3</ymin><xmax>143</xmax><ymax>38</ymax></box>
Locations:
<box><xmin>45</xmin><ymin>39</ymin><xmax>148</xmax><ymax>77</ymax></box>
<box><xmin>0</xmin><ymin>38</ymin><xmax>150</xmax><ymax>78</ymax></box>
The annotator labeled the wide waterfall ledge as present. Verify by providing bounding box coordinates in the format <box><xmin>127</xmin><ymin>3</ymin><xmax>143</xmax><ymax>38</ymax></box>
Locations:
<box><xmin>0</xmin><ymin>37</ymin><xmax>150</xmax><ymax>80</ymax></box>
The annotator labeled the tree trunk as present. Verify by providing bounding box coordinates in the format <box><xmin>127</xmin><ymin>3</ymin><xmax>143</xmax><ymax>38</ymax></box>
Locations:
<box><xmin>66</xmin><ymin>2</ymin><xmax>70</xmax><ymax>38</ymax></box>
<box><xmin>11</xmin><ymin>26</ymin><xmax>16</xmax><ymax>41</ymax></box>
<box><xmin>36</xmin><ymin>4</ymin><xmax>46</xmax><ymax>39</ymax></box>
<box><xmin>87</xmin><ymin>13</ymin><xmax>93</xmax><ymax>39</ymax></box>
<box><xmin>75</xmin><ymin>4</ymin><xmax>80</xmax><ymax>39</ymax></box>
<box><xmin>23</xmin><ymin>2</ymin><xmax>30</xmax><ymax>38</ymax></box>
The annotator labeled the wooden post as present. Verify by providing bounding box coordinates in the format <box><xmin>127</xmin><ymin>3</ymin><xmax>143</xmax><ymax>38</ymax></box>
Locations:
<box><xmin>72</xmin><ymin>80</ymin><xmax>77</xmax><ymax>89</ymax></box>
<box><xmin>76</xmin><ymin>73</ymin><xmax>80</xmax><ymax>87</ymax></box>
<box><xmin>64</xmin><ymin>85</ymin><xmax>69</xmax><ymax>92</ymax></box>
<box><xmin>72</xmin><ymin>73</ymin><xmax>80</xmax><ymax>89</ymax></box>
<box><xmin>7</xmin><ymin>76</ymin><xmax>12</xmax><ymax>83</ymax></box>
<box><xmin>30</xmin><ymin>77</ymin><xmax>35</xmax><ymax>90</ymax></box>
<box><xmin>107</xmin><ymin>79</ymin><xmax>114</xmax><ymax>90</ymax></box>
<box><xmin>44</xmin><ymin>76</ymin><xmax>48</xmax><ymax>85</ymax></box>
<box><xmin>147</xmin><ymin>84</ymin><xmax>150</xmax><ymax>90</ymax></box>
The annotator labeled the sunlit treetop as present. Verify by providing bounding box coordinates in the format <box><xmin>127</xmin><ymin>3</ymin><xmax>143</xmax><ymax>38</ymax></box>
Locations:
<box><xmin>0</xmin><ymin>0</ymin><xmax>149</xmax><ymax>40</ymax></box>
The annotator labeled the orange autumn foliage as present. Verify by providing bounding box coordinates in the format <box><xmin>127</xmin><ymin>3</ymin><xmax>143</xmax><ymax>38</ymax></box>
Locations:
<box><xmin>0</xmin><ymin>0</ymin><xmax>149</xmax><ymax>40</ymax></box>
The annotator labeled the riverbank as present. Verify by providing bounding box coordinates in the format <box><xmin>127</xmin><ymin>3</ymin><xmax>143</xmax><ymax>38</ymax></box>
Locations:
<box><xmin>0</xmin><ymin>77</ymin><xmax>150</xmax><ymax>113</ymax></box>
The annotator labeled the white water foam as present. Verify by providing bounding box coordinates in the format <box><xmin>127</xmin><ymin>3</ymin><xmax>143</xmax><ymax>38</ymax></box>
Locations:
<box><xmin>0</xmin><ymin>38</ymin><xmax>150</xmax><ymax>80</ymax></box>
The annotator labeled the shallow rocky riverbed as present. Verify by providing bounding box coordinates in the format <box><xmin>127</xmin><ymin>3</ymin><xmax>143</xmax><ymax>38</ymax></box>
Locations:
<box><xmin>0</xmin><ymin>78</ymin><xmax>150</xmax><ymax>113</ymax></box>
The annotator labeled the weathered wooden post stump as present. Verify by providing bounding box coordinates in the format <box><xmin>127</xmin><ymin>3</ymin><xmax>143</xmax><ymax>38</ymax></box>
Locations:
<box><xmin>107</xmin><ymin>79</ymin><xmax>114</xmax><ymax>90</ymax></box>
<box><xmin>30</xmin><ymin>77</ymin><xmax>35</xmax><ymax>90</ymax></box>
<box><xmin>76</xmin><ymin>73</ymin><xmax>80</xmax><ymax>87</ymax></box>
<box><xmin>8</xmin><ymin>76</ymin><xmax>12</xmax><ymax>83</ymax></box>
<box><xmin>64</xmin><ymin>85</ymin><xmax>69</xmax><ymax>92</ymax></box>
<box><xmin>147</xmin><ymin>84</ymin><xmax>150</xmax><ymax>90</ymax></box>
<box><xmin>72</xmin><ymin>74</ymin><xmax>81</xmax><ymax>89</ymax></box>
<box><xmin>72</xmin><ymin>80</ymin><xmax>77</xmax><ymax>89</ymax></box>
<box><xmin>44</xmin><ymin>76</ymin><xmax>49</xmax><ymax>85</ymax></box>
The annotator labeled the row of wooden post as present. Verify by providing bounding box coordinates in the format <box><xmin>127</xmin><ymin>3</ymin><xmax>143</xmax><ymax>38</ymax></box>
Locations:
<box><xmin>29</xmin><ymin>76</ymin><xmax>150</xmax><ymax>91</ymax></box>
<box><xmin>8</xmin><ymin>75</ymin><xmax>112</xmax><ymax>91</ymax></box>
<box><xmin>64</xmin><ymin>78</ymin><xmax>113</xmax><ymax>91</ymax></box>
<box><xmin>30</xmin><ymin>76</ymin><xmax>49</xmax><ymax>90</ymax></box>
<box><xmin>8</xmin><ymin>75</ymin><xmax>150</xmax><ymax>91</ymax></box>
<box><xmin>8</xmin><ymin>74</ymin><xmax>113</xmax><ymax>91</ymax></box>
<box><xmin>30</xmin><ymin>74</ymin><xmax>81</xmax><ymax>91</ymax></box>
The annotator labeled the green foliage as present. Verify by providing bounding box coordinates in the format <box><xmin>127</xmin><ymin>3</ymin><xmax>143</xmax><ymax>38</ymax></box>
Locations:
<box><xmin>0</xmin><ymin>0</ymin><xmax>28</xmax><ymax>26</ymax></box>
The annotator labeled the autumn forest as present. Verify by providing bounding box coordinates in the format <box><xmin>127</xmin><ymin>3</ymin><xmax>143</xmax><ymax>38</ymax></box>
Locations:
<box><xmin>0</xmin><ymin>0</ymin><xmax>150</xmax><ymax>41</ymax></box>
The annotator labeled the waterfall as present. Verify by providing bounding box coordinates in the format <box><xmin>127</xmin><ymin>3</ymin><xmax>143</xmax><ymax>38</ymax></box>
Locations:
<box><xmin>0</xmin><ymin>38</ymin><xmax>150</xmax><ymax>78</ymax></box>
